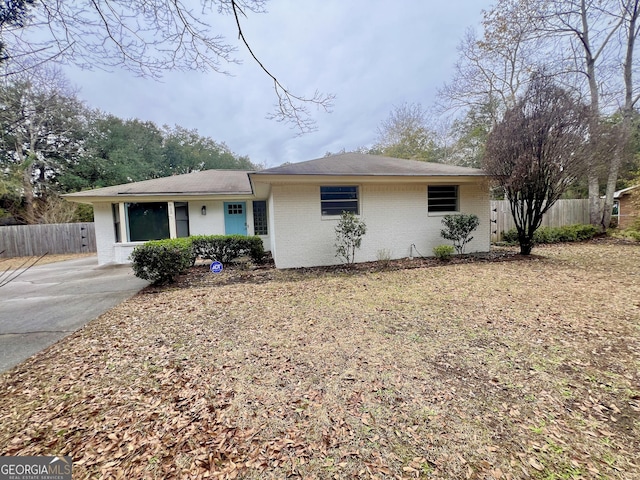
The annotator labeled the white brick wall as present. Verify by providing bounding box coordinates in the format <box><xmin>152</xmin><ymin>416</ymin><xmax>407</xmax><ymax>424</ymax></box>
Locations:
<box><xmin>270</xmin><ymin>181</ymin><xmax>490</xmax><ymax>269</ymax></box>
<box><xmin>93</xmin><ymin>203</ymin><xmax>117</xmax><ymax>265</ymax></box>
<box><xmin>188</xmin><ymin>201</ymin><xmax>225</xmax><ymax>235</ymax></box>
<box><xmin>95</xmin><ymin>203</ymin><xmax>146</xmax><ymax>264</ymax></box>
<box><xmin>92</xmin><ymin>183</ymin><xmax>489</xmax><ymax>267</ymax></box>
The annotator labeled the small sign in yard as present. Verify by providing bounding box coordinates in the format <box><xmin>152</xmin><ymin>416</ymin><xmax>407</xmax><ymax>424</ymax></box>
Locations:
<box><xmin>210</xmin><ymin>261</ymin><xmax>223</xmax><ymax>274</ymax></box>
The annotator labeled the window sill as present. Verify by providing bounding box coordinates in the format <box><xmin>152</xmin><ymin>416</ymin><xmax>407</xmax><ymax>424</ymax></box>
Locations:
<box><xmin>428</xmin><ymin>211</ymin><xmax>459</xmax><ymax>217</ymax></box>
<box><xmin>321</xmin><ymin>214</ymin><xmax>363</xmax><ymax>221</ymax></box>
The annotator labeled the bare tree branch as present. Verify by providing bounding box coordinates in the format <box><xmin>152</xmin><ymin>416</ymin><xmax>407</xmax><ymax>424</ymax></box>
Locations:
<box><xmin>0</xmin><ymin>252</ymin><xmax>48</xmax><ymax>288</ymax></box>
<box><xmin>230</xmin><ymin>0</ymin><xmax>334</xmax><ymax>134</ymax></box>
<box><xmin>0</xmin><ymin>0</ymin><xmax>333</xmax><ymax>134</ymax></box>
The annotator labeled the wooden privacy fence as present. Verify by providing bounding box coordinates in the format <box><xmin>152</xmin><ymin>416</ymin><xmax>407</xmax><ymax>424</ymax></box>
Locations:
<box><xmin>490</xmin><ymin>199</ymin><xmax>590</xmax><ymax>242</ymax></box>
<box><xmin>0</xmin><ymin>222</ymin><xmax>96</xmax><ymax>258</ymax></box>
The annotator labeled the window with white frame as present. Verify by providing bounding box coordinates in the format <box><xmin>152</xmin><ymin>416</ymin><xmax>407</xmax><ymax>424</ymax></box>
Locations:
<box><xmin>428</xmin><ymin>185</ymin><xmax>459</xmax><ymax>213</ymax></box>
<box><xmin>612</xmin><ymin>200</ymin><xmax>620</xmax><ymax>218</ymax></box>
<box><xmin>320</xmin><ymin>186</ymin><xmax>359</xmax><ymax>216</ymax></box>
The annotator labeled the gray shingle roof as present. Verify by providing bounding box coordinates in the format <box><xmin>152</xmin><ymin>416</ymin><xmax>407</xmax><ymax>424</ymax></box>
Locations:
<box><xmin>255</xmin><ymin>153</ymin><xmax>486</xmax><ymax>176</ymax></box>
<box><xmin>64</xmin><ymin>170</ymin><xmax>254</xmax><ymax>198</ymax></box>
<box><xmin>64</xmin><ymin>154</ymin><xmax>485</xmax><ymax>201</ymax></box>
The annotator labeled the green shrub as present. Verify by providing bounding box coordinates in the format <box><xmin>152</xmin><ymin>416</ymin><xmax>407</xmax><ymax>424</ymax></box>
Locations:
<box><xmin>570</xmin><ymin>224</ymin><xmax>599</xmax><ymax>241</ymax></box>
<box><xmin>614</xmin><ymin>217</ymin><xmax>640</xmax><ymax>242</ymax></box>
<box><xmin>433</xmin><ymin>244</ymin><xmax>454</xmax><ymax>260</ymax></box>
<box><xmin>334</xmin><ymin>211</ymin><xmax>367</xmax><ymax>264</ymax></box>
<box><xmin>191</xmin><ymin>235</ymin><xmax>265</xmax><ymax>263</ymax></box>
<box><xmin>501</xmin><ymin>224</ymin><xmax>598</xmax><ymax>245</ymax></box>
<box><xmin>624</xmin><ymin>230</ymin><xmax>640</xmax><ymax>241</ymax></box>
<box><xmin>440</xmin><ymin>214</ymin><xmax>480</xmax><ymax>254</ymax></box>
<box><xmin>501</xmin><ymin>228</ymin><xmax>519</xmax><ymax>244</ymax></box>
<box><xmin>130</xmin><ymin>238</ymin><xmax>193</xmax><ymax>284</ymax></box>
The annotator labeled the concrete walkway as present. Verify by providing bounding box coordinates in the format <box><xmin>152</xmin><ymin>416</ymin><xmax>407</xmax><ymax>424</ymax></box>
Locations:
<box><xmin>0</xmin><ymin>256</ymin><xmax>149</xmax><ymax>373</ymax></box>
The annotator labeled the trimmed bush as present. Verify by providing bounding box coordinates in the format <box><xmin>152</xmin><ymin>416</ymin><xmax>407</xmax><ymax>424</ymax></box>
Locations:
<box><xmin>130</xmin><ymin>235</ymin><xmax>265</xmax><ymax>284</ymax></box>
<box><xmin>130</xmin><ymin>238</ymin><xmax>193</xmax><ymax>284</ymax></box>
<box><xmin>191</xmin><ymin>235</ymin><xmax>265</xmax><ymax>264</ymax></box>
<box><xmin>433</xmin><ymin>244</ymin><xmax>454</xmax><ymax>261</ymax></box>
<box><xmin>334</xmin><ymin>211</ymin><xmax>367</xmax><ymax>264</ymax></box>
<box><xmin>440</xmin><ymin>214</ymin><xmax>480</xmax><ymax>254</ymax></box>
<box><xmin>501</xmin><ymin>224</ymin><xmax>598</xmax><ymax>245</ymax></box>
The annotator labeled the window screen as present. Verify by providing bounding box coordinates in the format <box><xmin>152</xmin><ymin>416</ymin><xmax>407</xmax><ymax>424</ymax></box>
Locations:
<box><xmin>321</xmin><ymin>186</ymin><xmax>359</xmax><ymax>216</ymax></box>
<box><xmin>428</xmin><ymin>185</ymin><xmax>458</xmax><ymax>212</ymax></box>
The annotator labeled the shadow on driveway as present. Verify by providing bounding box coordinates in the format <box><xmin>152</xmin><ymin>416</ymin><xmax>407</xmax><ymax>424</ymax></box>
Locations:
<box><xmin>0</xmin><ymin>256</ymin><xmax>149</xmax><ymax>373</ymax></box>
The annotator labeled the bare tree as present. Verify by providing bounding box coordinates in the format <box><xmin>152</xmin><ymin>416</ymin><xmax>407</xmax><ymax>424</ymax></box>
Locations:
<box><xmin>373</xmin><ymin>103</ymin><xmax>440</xmax><ymax>161</ymax></box>
<box><xmin>437</xmin><ymin>1</ymin><xmax>548</xmax><ymax>170</ymax></box>
<box><xmin>534</xmin><ymin>0</ymin><xmax>634</xmax><ymax>230</ymax></box>
<box><xmin>438</xmin><ymin>0</ymin><xmax>544</xmax><ymax>125</ymax></box>
<box><xmin>449</xmin><ymin>0</ymin><xmax>640</xmax><ymax>230</ymax></box>
<box><xmin>0</xmin><ymin>0</ymin><xmax>333</xmax><ymax>134</ymax></box>
<box><xmin>484</xmin><ymin>74</ymin><xmax>590</xmax><ymax>255</ymax></box>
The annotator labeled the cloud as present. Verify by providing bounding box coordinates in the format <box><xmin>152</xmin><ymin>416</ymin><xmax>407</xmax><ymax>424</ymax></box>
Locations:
<box><xmin>62</xmin><ymin>0</ymin><xmax>492</xmax><ymax>167</ymax></box>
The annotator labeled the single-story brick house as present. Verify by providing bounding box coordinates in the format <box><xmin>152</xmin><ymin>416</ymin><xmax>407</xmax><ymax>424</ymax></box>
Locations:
<box><xmin>613</xmin><ymin>185</ymin><xmax>639</xmax><ymax>229</ymax></box>
<box><xmin>64</xmin><ymin>153</ymin><xmax>490</xmax><ymax>268</ymax></box>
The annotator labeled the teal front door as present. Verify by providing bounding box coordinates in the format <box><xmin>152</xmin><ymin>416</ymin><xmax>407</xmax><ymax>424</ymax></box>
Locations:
<box><xmin>224</xmin><ymin>202</ymin><xmax>247</xmax><ymax>235</ymax></box>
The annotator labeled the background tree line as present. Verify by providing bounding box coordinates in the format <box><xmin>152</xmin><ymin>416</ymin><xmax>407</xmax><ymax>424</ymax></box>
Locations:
<box><xmin>2</xmin><ymin>0</ymin><xmax>640</xmax><ymax>233</ymax></box>
<box><xmin>0</xmin><ymin>66</ymin><xmax>256</xmax><ymax>225</ymax></box>
<box><xmin>335</xmin><ymin>0</ymin><xmax>640</xmax><ymax>234</ymax></box>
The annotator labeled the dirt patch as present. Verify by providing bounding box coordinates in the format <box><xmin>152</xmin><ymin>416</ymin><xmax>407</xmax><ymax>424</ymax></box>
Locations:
<box><xmin>1</xmin><ymin>241</ymin><xmax>639</xmax><ymax>479</ymax></box>
<box><xmin>167</xmin><ymin>246</ymin><xmax>529</xmax><ymax>290</ymax></box>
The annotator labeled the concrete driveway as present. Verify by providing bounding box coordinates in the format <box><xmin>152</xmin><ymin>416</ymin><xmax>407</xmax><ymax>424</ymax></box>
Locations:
<box><xmin>0</xmin><ymin>256</ymin><xmax>149</xmax><ymax>373</ymax></box>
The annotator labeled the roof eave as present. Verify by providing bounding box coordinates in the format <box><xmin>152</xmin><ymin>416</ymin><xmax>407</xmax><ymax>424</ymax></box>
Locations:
<box><xmin>614</xmin><ymin>184</ymin><xmax>640</xmax><ymax>198</ymax></box>
<box><xmin>63</xmin><ymin>192</ymin><xmax>255</xmax><ymax>204</ymax></box>
<box><xmin>250</xmin><ymin>173</ymin><xmax>487</xmax><ymax>184</ymax></box>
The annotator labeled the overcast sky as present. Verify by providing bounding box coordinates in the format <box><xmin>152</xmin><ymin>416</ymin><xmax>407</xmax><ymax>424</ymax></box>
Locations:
<box><xmin>62</xmin><ymin>1</ymin><xmax>494</xmax><ymax>168</ymax></box>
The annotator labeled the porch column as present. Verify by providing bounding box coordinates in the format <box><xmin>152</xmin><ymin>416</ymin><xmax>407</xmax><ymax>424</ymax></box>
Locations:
<box><xmin>168</xmin><ymin>201</ymin><xmax>177</xmax><ymax>239</ymax></box>
<box><xmin>118</xmin><ymin>203</ymin><xmax>127</xmax><ymax>242</ymax></box>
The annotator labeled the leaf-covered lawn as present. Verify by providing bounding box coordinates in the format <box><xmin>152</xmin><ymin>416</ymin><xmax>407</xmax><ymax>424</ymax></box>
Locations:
<box><xmin>1</xmin><ymin>242</ymin><xmax>639</xmax><ymax>479</ymax></box>
<box><xmin>0</xmin><ymin>253</ymin><xmax>94</xmax><ymax>270</ymax></box>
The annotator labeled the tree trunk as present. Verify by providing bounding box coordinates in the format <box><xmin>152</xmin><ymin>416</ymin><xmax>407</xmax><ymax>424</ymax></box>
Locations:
<box><xmin>21</xmin><ymin>166</ymin><xmax>36</xmax><ymax>224</ymax></box>
<box><xmin>588</xmin><ymin>171</ymin><xmax>602</xmax><ymax>228</ymax></box>
<box><xmin>601</xmin><ymin>116</ymin><xmax>631</xmax><ymax>229</ymax></box>
<box><xmin>519</xmin><ymin>237</ymin><xmax>534</xmax><ymax>255</ymax></box>
<box><xmin>600</xmin><ymin>158</ymin><xmax>620</xmax><ymax>230</ymax></box>
<box><xmin>580</xmin><ymin>0</ymin><xmax>607</xmax><ymax>229</ymax></box>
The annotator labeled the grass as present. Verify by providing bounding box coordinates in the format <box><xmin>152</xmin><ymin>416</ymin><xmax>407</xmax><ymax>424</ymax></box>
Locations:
<box><xmin>0</xmin><ymin>242</ymin><xmax>639</xmax><ymax>479</ymax></box>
